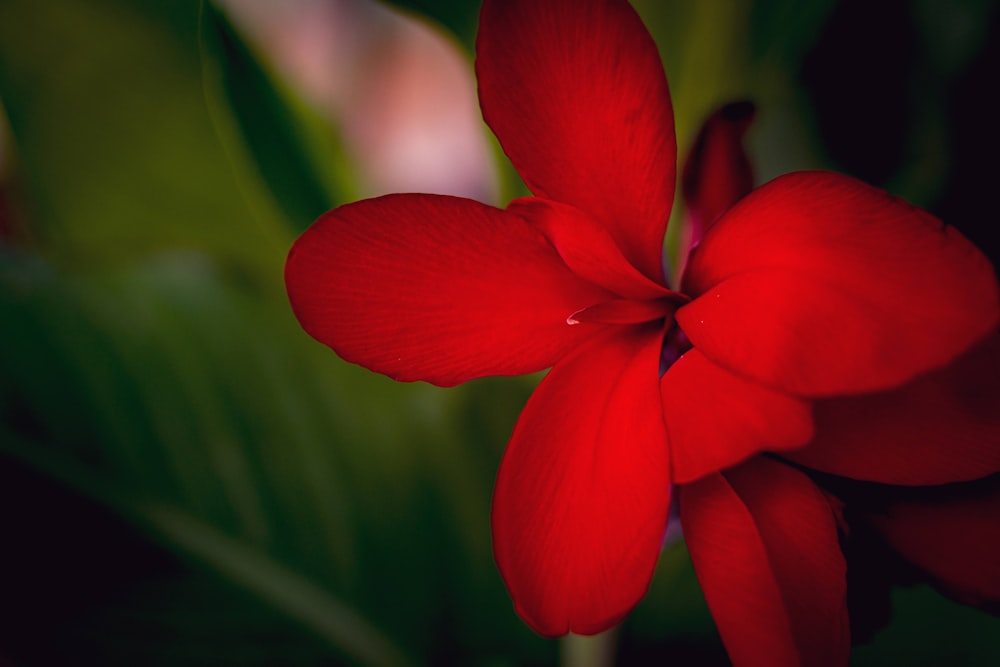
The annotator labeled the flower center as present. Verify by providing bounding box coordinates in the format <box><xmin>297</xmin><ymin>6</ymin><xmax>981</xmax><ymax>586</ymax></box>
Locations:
<box><xmin>659</xmin><ymin>321</ymin><xmax>693</xmax><ymax>375</ymax></box>
<box><xmin>566</xmin><ymin>293</ymin><xmax>694</xmax><ymax>377</ymax></box>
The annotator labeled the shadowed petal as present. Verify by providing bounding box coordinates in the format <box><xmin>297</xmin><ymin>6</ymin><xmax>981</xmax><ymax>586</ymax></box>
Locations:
<box><xmin>679</xmin><ymin>171</ymin><xmax>999</xmax><ymax>396</ymax></box>
<box><xmin>286</xmin><ymin>194</ymin><xmax>612</xmax><ymax>386</ymax></box>
<box><xmin>492</xmin><ymin>325</ymin><xmax>671</xmax><ymax>636</ymax></box>
<box><xmin>786</xmin><ymin>331</ymin><xmax>1000</xmax><ymax>484</ymax></box>
<box><xmin>681</xmin><ymin>458</ymin><xmax>849</xmax><ymax>667</ymax></box>
<box><xmin>477</xmin><ymin>0</ymin><xmax>676</xmax><ymax>284</ymax></box>
<box><xmin>510</xmin><ymin>197</ymin><xmax>674</xmax><ymax>301</ymax></box>
<box><xmin>854</xmin><ymin>475</ymin><xmax>1000</xmax><ymax>611</ymax></box>
<box><xmin>681</xmin><ymin>100</ymin><xmax>756</xmax><ymax>245</ymax></box>
<box><xmin>661</xmin><ymin>348</ymin><xmax>813</xmax><ymax>483</ymax></box>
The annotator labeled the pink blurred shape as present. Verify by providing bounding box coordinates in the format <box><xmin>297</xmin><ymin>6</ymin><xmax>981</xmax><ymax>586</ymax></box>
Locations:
<box><xmin>222</xmin><ymin>0</ymin><xmax>498</xmax><ymax>202</ymax></box>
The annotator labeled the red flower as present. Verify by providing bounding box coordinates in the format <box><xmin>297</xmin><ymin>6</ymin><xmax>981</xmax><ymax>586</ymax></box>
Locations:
<box><xmin>285</xmin><ymin>0</ymin><xmax>999</xmax><ymax>649</ymax></box>
<box><xmin>678</xmin><ymin>331</ymin><xmax>1000</xmax><ymax>666</ymax></box>
<box><xmin>676</xmin><ymin>102</ymin><xmax>1000</xmax><ymax>665</ymax></box>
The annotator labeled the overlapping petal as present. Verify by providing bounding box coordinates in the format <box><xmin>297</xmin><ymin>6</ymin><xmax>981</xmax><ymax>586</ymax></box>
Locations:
<box><xmin>785</xmin><ymin>331</ymin><xmax>1000</xmax><ymax>485</ymax></box>
<box><xmin>661</xmin><ymin>348</ymin><xmax>813</xmax><ymax>483</ymax></box>
<box><xmin>492</xmin><ymin>325</ymin><xmax>671</xmax><ymax>636</ymax></box>
<box><xmin>857</xmin><ymin>475</ymin><xmax>1000</xmax><ymax>610</ymax></box>
<box><xmin>510</xmin><ymin>197</ymin><xmax>673</xmax><ymax>301</ymax></box>
<box><xmin>681</xmin><ymin>458</ymin><xmax>849</xmax><ymax>667</ymax></box>
<box><xmin>678</xmin><ymin>171</ymin><xmax>999</xmax><ymax>397</ymax></box>
<box><xmin>681</xmin><ymin>100</ymin><xmax>756</xmax><ymax>244</ymax></box>
<box><xmin>285</xmin><ymin>194</ymin><xmax>613</xmax><ymax>386</ymax></box>
<box><xmin>477</xmin><ymin>0</ymin><xmax>676</xmax><ymax>284</ymax></box>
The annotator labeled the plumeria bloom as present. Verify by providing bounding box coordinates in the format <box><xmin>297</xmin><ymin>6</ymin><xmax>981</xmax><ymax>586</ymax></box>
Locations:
<box><xmin>285</xmin><ymin>0</ymin><xmax>1000</xmax><ymax>658</ymax></box>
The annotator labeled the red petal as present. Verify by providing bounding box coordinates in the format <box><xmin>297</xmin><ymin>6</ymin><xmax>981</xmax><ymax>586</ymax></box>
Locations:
<box><xmin>477</xmin><ymin>0</ymin><xmax>676</xmax><ymax>284</ymax></box>
<box><xmin>568</xmin><ymin>298</ymin><xmax>675</xmax><ymax>326</ymax></box>
<box><xmin>285</xmin><ymin>194</ymin><xmax>612</xmax><ymax>386</ymax></box>
<box><xmin>492</xmin><ymin>325</ymin><xmax>671</xmax><ymax>636</ymax></box>
<box><xmin>681</xmin><ymin>458</ymin><xmax>850</xmax><ymax>667</ymax></box>
<box><xmin>679</xmin><ymin>171</ymin><xmax>999</xmax><ymax>396</ymax></box>
<box><xmin>786</xmin><ymin>331</ymin><xmax>1000</xmax><ymax>485</ymax></box>
<box><xmin>510</xmin><ymin>197</ymin><xmax>673</xmax><ymax>301</ymax></box>
<box><xmin>661</xmin><ymin>348</ymin><xmax>813</xmax><ymax>483</ymax></box>
<box><xmin>681</xmin><ymin>100</ymin><xmax>756</xmax><ymax>244</ymax></box>
<box><xmin>859</xmin><ymin>475</ymin><xmax>1000</xmax><ymax>609</ymax></box>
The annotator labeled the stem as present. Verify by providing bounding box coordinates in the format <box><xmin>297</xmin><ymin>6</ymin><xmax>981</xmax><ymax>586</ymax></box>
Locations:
<box><xmin>560</xmin><ymin>628</ymin><xmax>619</xmax><ymax>667</ymax></box>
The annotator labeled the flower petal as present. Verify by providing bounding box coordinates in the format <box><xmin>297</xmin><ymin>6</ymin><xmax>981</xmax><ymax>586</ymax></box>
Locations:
<box><xmin>285</xmin><ymin>194</ymin><xmax>612</xmax><ymax>386</ymax></box>
<box><xmin>510</xmin><ymin>197</ymin><xmax>673</xmax><ymax>301</ymax></box>
<box><xmin>681</xmin><ymin>100</ymin><xmax>756</xmax><ymax>245</ymax></box>
<box><xmin>476</xmin><ymin>0</ymin><xmax>676</xmax><ymax>284</ymax></box>
<box><xmin>661</xmin><ymin>348</ymin><xmax>813</xmax><ymax>483</ymax></box>
<box><xmin>855</xmin><ymin>475</ymin><xmax>1000</xmax><ymax>611</ymax></box>
<box><xmin>785</xmin><ymin>331</ymin><xmax>1000</xmax><ymax>485</ymax></box>
<box><xmin>681</xmin><ymin>458</ymin><xmax>850</xmax><ymax>667</ymax></box>
<box><xmin>492</xmin><ymin>325</ymin><xmax>671</xmax><ymax>636</ymax></box>
<box><xmin>679</xmin><ymin>171</ymin><xmax>999</xmax><ymax>396</ymax></box>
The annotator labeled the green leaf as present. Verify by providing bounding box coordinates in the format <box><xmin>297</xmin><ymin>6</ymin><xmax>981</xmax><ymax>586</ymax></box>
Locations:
<box><xmin>0</xmin><ymin>426</ymin><xmax>416</xmax><ymax>667</ymax></box>
<box><xmin>198</xmin><ymin>1</ymin><xmax>355</xmax><ymax>232</ymax></box>
<box><xmin>0</xmin><ymin>237</ymin><xmax>551</xmax><ymax>663</ymax></box>
<box><xmin>0</xmin><ymin>1</ymin><xmax>540</xmax><ymax>658</ymax></box>
<box><xmin>0</xmin><ymin>0</ymin><xmax>289</xmax><ymax>271</ymax></box>
<box><xmin>383</xmin><ymin>0</ymin><xmax>481</xmax><ymax>53</ymax></box>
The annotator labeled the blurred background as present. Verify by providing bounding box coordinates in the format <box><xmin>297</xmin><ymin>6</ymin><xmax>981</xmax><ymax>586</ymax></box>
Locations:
<box><xmin>0</xmin><ymin>0</ymin><xmax>998</xmax><ymax>665</ymax></box>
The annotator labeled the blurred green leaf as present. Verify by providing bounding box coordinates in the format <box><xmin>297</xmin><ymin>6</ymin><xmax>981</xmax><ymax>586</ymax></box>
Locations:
<box><xmin>0</xmin><ymin>0</ymin><xmax>287</xmax><ymax>272</ymax></box>
<box><xmin>383</xmin><ymin>0</ymin><xmax>481</xmax><ymax>52</ymax></box>
<box><xmin>0</xmin><ymin>426</ymin><xmax>415</xmax><ymax>667</ymax></box>
<box><xmin>852</xmin><ymin>585</ymin><xmax>1000</xmax><ymax>666</ymax></box>
<box><xmin>629</xmin><ymin>542</ymin><xmax>719</xmax><ymax>643</ymax></box>
<box><xmin>0</xmin><ymin>247</ymin><xmax>551</xmax><ymax>664</ymax></box>
<box><xmin>0</xmin><ymin>0</ymin><xmax>545</xmax><ymax>662</ymax></box>
<box><xmin>199</xmin><ymin>1</ymin><xmax>355</xmax><ymax>232</ymax></box>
